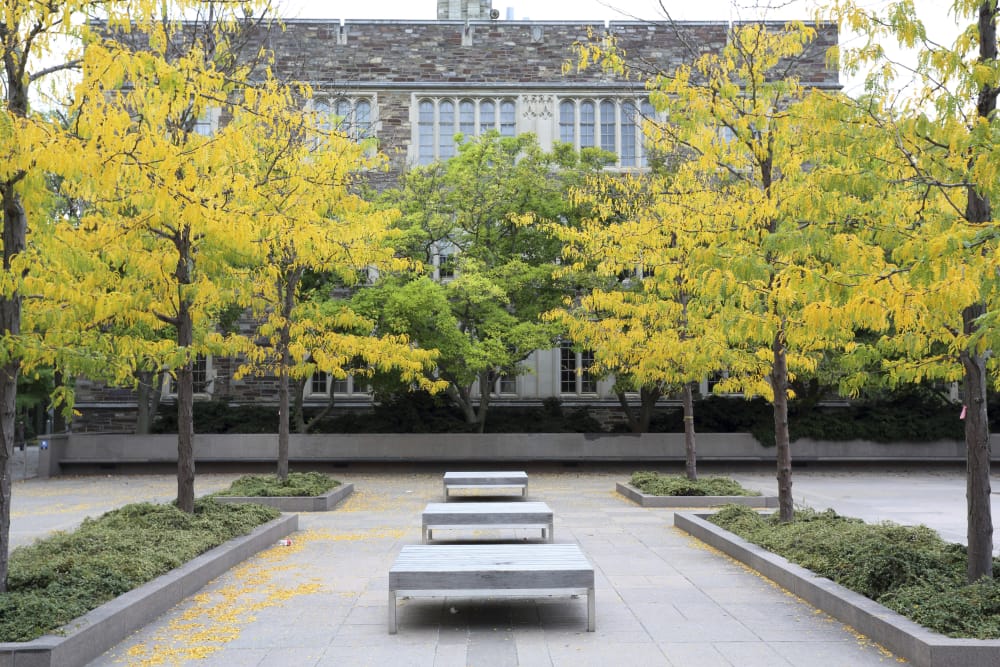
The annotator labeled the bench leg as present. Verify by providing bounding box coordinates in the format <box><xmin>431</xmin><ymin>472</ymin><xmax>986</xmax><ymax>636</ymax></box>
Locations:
<box><xmin>388</xmin><ymin>590</ymin><xmax>397</xmax><ymax>634</ymax></box>
<box><xmin>423</xmin><ymin>527</ymin><xmax>430</xmax><ymax>544</ymax></box>
<box><xmin>547</xmin><ymin>523</ymin><xmax>554</xmax><ymax>543</ymax></box>
<box><xmin>587</xmin><ymin>587</ymin><xmax>595</xmax><ymax>631</ymax></box>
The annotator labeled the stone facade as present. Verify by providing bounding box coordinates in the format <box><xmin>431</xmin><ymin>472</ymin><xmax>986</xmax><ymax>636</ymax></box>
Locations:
<box><xmin>71</xmin><ymin>4</ymin><xmax>839</xmax><ymax>432</ymax></box>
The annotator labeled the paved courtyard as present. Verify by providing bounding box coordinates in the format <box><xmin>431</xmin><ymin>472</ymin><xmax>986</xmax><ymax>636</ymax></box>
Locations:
<box><xmin>7</xmin><ymin>455</ymin><xmax>996</xmax><ymax>666</ymax></box>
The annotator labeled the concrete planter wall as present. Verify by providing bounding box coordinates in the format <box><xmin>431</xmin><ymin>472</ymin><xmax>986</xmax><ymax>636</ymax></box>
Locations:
<box><xmin>675</xmin><ymin>512</ymin><xmax>1000</xmax><ymax>667</ymax></box>
<box><xmin>38</xmin><ymin>432</ymin><xmax>1000</xmax><ymax>478</ymax></box>
<box><xmin>214</xmin><ymin>483</ymin><xmax>355</xmax><ymax>511</ymax></box>
<box><xmin>0</xmin><ymin>514</ymin><xmax>297</xmax><ymax>667</ymax></box>
<box><xmin>616</xmin><ymin>482</ymin><xmax>779</xmax><ymax>508</ymax></box>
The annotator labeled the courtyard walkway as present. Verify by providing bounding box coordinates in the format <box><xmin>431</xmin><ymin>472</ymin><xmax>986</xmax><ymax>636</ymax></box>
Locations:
<box><xmin>9</xmin><ymin>459</ymin><xmax>990</xmax><ymax>666</ymax></box>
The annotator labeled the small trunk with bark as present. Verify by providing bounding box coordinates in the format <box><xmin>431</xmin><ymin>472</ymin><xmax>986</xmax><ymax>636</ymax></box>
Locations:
<box><xmin>682</xmin><ymin>382</ymin><xmax>697</xmax><ymax>481</ymax></box>
<box><xmin>771</xmin><ymin>332</ymin><xmax>793</xmax><ymax>522</ymax></box>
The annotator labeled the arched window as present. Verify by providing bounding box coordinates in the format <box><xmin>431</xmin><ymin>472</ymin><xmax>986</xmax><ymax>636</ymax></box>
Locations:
<box><xmin>459</xmin><ymin>99</ymin><xmax>475</xmax><ymax>138</ymax></box>
<box><xmin>579</xmin><ymin>101</ymin><xmax>595</xmax><ymax>148</ymax></box>
<box><xmin>439</xmin><ymin>100</ymin><xmax>455</xmax><ymax>158</ymax></box>
<box><xmin>559</xmin><ymin>100</ymin><xmax>575</xmax><ymax>144</ymax></box>
<box><xmin>499</xmin><ymin>99</ymin><xmax>516</xmax><ymax>136</ymax></box>
<box><xmin>418</xmin><ymin>100</ymin><xmax>435</xmax><ymax>165</ymax></box>
<box><xmin>479</xmin><ymin>100</ymin><xmax>495</xmax><ymax>134</ymax></box>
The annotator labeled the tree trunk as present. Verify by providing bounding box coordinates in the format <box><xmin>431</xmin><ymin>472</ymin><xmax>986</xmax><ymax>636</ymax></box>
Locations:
<box><xmin>134</xmin><ymin>369</ymin><xmax>163</xmax><ymax>434</ymax></box>
<box><xmin>771</xmin><ymin>331</ymin><xmax>793</xmax><ymax>522</ymax></box>
<box><xmin>175</xmin><ymin>227</ymin><xmax>196</xmax><ymax>513</ymax></box>
<box><xmin>616</xmin><ymin>391</ymin><xmax>640</xmax><ymax>433</ymax></box>
<box><xmin>0</xmin><ymin>179</ymin><xmax>27</xmax><ymax>592</ymax></box>
<box><xmin>961</xmin><ymin>307</ymin><xmax>992</xmax><ymax>582</ymax></box>
<box><xmin>475</xmin><ymin>370</ymin><xmax>491</xmax><ymax>434</ymax></box>
<box><xmin>960</xmin><ymin>0</ymin><xmax>998</xmax><ymax>584</ymax></box>
<box><xmin>275</xmin><ymin>271</ymin><xmax>299</xmax><ymax>481</ymax></box>
<box><xmin>447</xmin><ymin>384</ymin><xmax>478</xmax><ymax>425</ymax></box>
<box><xmin>277</xmin><ymin>363</ymin><xmax>290</xmax><ymax>481</ymax></box>
<box><xmin>682</xmin><ymin>381</ymin><xmax>697</xmax><ymax>481</ymax></box>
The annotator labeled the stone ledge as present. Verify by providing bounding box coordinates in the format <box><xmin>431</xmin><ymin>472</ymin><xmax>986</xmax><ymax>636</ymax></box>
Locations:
<box><xmin>674</xmin><ymin>512</ymin><xmax>1000</xmax><ymax>667</ymax></box>
<box><xmin>616</xmin><ymin>482</ymin><xmax>778</xmax><ymax>508</ymax></box>
<box><xmin>214</xmin><ymin>482</ymin><xmax>354</xmax><ymax>512</ymax></box>
<box><xmin>0</xmin><ymin>513</ymin><xmax>298</xmax><ymax>667</ymax></box>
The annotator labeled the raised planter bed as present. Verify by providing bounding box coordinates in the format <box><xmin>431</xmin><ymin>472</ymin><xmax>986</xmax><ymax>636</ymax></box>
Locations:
<box><xmin>674</xmin><ymin>512</ymin><xmax>1000</xmax><ymax>667</ymax></box>
<box><xmin>616</xmin><ymin>482</ymin><xmax>778</xmax><ymax>508</ymax></box>
<box><xmin>0</xmin><ymin>513</ymin><xmax>297</xmax><ymax>667</ymax></box>
<box><xmin>214</xmin><ymin>483</ymin><xmax>354</xmax><ymax>512</ymax></box>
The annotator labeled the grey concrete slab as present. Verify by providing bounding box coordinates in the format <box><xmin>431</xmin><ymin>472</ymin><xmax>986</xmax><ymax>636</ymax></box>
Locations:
<box><xmin>5</xmin><ymin>462</ymin><xmax>988</xmax><ymax>666</ymax></box>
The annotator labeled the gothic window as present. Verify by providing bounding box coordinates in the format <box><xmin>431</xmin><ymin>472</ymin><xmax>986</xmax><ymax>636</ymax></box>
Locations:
<box><xmin>415</xmin><ymin>97</ymin><xmax>518</xmax><ymax>164</ymax></box>
<box><xmin>600</xmin><ymin>100</ymin><xmax>616</xmax><ymax>153</ymax></box>
<box><xmin>560</xmin><ymin>342</ymin><xmax>596</xmax><ymax>394</ymax></box>
<box><xmin>579</xmin><ymin>101</ymin><xmax>596</xmax><ymax>148</ymax></box>
<box><xmin>479</xmin><ymin>100</ymin><xmax>496</xmax><ymax>134</ymax></box>
<box><xmin>499</xmin><ymin>100</ymin><xmax>516</xmax><ymax>137</ymax></box>
<box><xmin>558</xmin><ymin>97</ymin><xmax>656</xmax><ymax>169</ymax></box>
<box><xmin>460</xmin><ymin>99</ymin><xmax>476</xmax><ymax>137</ymax></box>
<box><xmin>559</xmin><ymin>101</ymin><xmax>575</xmax><ymax>144</ymax></box>
<box><xmin>439</xmin><ymin>100</ymin><xmax>456</xmax><ymax>159</ymax></box>
<box><xmin>312</xmin><ymin>97</ymin><xmax>376</xmax><ymax>145</ymax></box>
<box><xmin>418</xmin><ymin>100</ymin><xmax>435</xmax><ymax>165</ymax></box>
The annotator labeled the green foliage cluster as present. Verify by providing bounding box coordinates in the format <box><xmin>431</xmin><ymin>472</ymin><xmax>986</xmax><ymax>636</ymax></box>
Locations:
<box><xmin>0</xmin><ymin>499</ymin><xmax>279</xmax><ymax>642</ymax></box>
<box><xmin>629</xmin><ymin>471</ymin><xmax>760</xmax><ymax>497</ymax></box>
<box><xmin>214</xmin><ymin>472</ymin><xmax>340</xmax><ymax>497</ymax></box>
<box><xmin>151</xmin><ymin>390</ymin><xmax>968</xmax><ymax>442</ymax></box>
<box><xmin>651</xmin><ymin>392</ymin><xmax>964</xmax><ymax>446</ymax></box>
<box><xmin>709</xmin><ymin>506</ymin><xmax>1000</xmax><ymax>639</ymax></box>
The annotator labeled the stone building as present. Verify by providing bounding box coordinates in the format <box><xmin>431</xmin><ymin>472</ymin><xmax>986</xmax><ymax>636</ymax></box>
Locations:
<box><xmin>71</xmin><ymin>0</ymin><xmax>840</xmax><ymax>431</ymax></box>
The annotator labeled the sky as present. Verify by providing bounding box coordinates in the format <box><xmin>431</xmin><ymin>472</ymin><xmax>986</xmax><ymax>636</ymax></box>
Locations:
<box><xmin>274</xmin><ymin>0</ymin><xmax>969</xmax><ymax>98</ymax></box>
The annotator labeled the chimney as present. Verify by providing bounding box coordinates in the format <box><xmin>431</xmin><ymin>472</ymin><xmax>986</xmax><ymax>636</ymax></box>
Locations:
<box><xmin>437</xmin><ymin>0</ymin><xmax>493</xmax><ymax>20</ymax></box>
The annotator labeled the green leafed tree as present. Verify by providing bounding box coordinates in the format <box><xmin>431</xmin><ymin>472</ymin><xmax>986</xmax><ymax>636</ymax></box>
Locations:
<box><xmin>356</xmin><ymin>133</ymin><xmax>610</xmax><ymax>432</ymax></box>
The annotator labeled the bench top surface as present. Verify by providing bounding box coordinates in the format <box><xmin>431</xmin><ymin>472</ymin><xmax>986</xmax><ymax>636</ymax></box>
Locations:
<box><xmin>443</xmin><ymin>471</ymin><xmax>528</xmax><ymax>483</ymax></box>
<box><xmin>423</xmin><ymin>502</ymin><xmax>551</xmax><ymax>517</ymax></box>
<box><xmin>390</xmin><ymin>544</ymin><xmax>591</xmax><ymax>574</ymax></box>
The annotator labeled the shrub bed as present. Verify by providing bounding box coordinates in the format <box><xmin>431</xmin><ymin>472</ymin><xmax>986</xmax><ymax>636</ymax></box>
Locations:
<box><xmin>0</xmin><ymin>499</ymin><xmax>280</xmax><ymax>642</ymax></box>
<box><xmin>629</xmin><ymin>471</ymin><xmax>760</xmax><ymax>497</ymax></box>
<box><xmin>213</xmin><ymin>471</ymin><xmax>340</xmax><ymax>498</ymax></box>
<box><xmin>709</xmin><ymin>505</ymin><xmax>1000</xmax><ymax>639</ymax></box>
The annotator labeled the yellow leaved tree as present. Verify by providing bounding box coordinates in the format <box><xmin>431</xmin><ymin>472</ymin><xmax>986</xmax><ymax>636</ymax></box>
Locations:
<box><xmin>1</xmin><ymin>0</ymin><xmax>252</xmax><ymax>590</ymax></box>
<box><xmin>548</xmin><ymin>173</ymin><xmax>729</xmax><ymax>479</ymax></box>
<box><xmin>571</xmin><ymin>19</ymin><xmax>868</xmax><ymax>520</ymax></box>
<box><xmin>824</xmin><ymin>0</ymin><xmax>1000</xmax><ymax>581</ymax></box>
<box><xmin>59</xmin><ymin>2</ymin><xmax>278</xmax><ymax>513</ymax></box>
<box><xmin>225</xmin><ymin>77</ymin><xmax>443</xmax><ymax>480</ymax></box>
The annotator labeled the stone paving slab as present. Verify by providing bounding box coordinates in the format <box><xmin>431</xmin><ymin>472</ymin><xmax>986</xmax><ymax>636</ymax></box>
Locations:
<box><xmin>1</xmin><ymin>464</ymin><xmax>907</xmax><ymax>666</ymax></box>
<box><xmin>5</xmin><ymin>461</ymin><xmax>991</xmax><ymax>665</ymax></box>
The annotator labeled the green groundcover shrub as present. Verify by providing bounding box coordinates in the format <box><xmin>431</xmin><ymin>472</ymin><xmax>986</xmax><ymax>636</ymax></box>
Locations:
<box><xmin>213</xmin><ymin>471</ymin><xmax>340</xmax><ymax>497</ymax></box>
<box><xmin>709</xmin><ymin>505</ymin><xmax>1000</xmax><ymax>639</ymax></box>
<box><xmin>0</xmin><ymin>499</ymin><xmax>280</xmax><ymax>643</ymax></box>
<box><xmin>629</xmin><ymin>471</ymin><xmax>760</xmax><ymax>497</ymax></box>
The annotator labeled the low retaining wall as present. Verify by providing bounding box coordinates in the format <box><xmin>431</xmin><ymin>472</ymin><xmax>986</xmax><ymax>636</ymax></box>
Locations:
<box><xmin>615</xmin><ymin>482</ymin><xmax>778</xmax><ymax>508</ymax></box>
<box><xmin>38</xmin><ymin>432</ymin><xmax>1000</xmax><ymax>478</ymax></box>
<box><xmin>0</xmin><ymin>513</ymin><xmax>297</xmax><ymax>667</ymax></box>
<box><xmin>674</xmin><ymin>512</ymin><xmax>1000</xmax><ymax>667</ymax></box>
<box><xmin>214</xmin><ymin>483</ymin><xmax>354</xmax><ymax>511</ymax></box>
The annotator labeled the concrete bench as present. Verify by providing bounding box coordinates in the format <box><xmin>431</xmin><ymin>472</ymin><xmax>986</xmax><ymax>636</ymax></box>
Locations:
<box><xmin>421</xmin><ymin>501</ymin><xmax>554</xmax><ymax>543</ymax></box>
<box><xmin>388</xmin><ymin>544</ymin><xmax>595</xmax><ymax>633</ymax></box>
<box><xmin>443</xmin><ymin>471</ymin><xmax>528</xmax><ymax>499</ymax></box>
